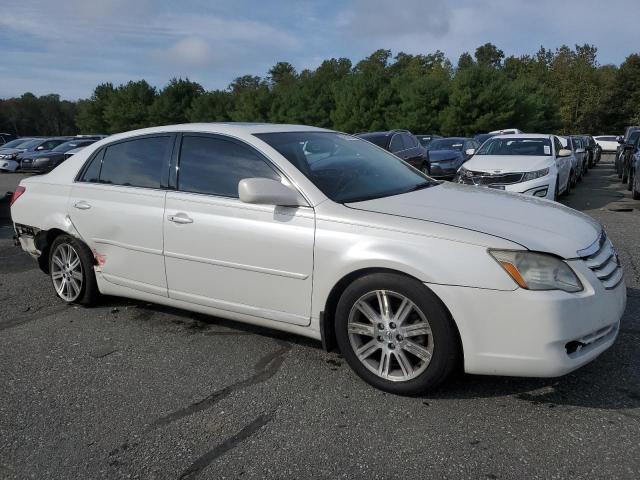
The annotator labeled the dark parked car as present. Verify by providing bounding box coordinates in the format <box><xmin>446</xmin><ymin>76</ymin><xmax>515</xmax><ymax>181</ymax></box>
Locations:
<box><xmin>357</xmin><ymin>130</ymin><xmax>430</xmax><ymax>173</ymax></box>
<box><xmin>425</xmin><ymin>137</ymin><xmax>479</xmax><ymax>180</ymax></box>
<box><xmin>616</xmin><ymin>127</ymin><xmax>640</xmax><ymax>177</ymax></box>
<box><xmin>618</xmin><ymin>129</ymin><xmax>640</xmax><ymax>183</ymax></box>
<box><xmin>21</xmin><ymin>139</ymin><xmax>98</xmax><ymax>173</ymax></box>
<box><xmin>16</xmin><ymin>138</ymin><xmax>70</xmax><ymax>166</ymax></box>
<box><xmin>0</xmin><ymin>133</ymin><xmax>17</xmax><ymax>145</ymax></box>
<box><xmin>415</xmin><ymin>134</ymin><xmax>441</xmax><ymax>147</ymax></box>
<box><xmin>578</xmin><ymin>135</ymin><xmax>600</xmax><ymax>167</ymax></box>
<box><xmin>630</xmin><ymin>139</ymin><xmax>640</xmax><ymax>200</ymax></box>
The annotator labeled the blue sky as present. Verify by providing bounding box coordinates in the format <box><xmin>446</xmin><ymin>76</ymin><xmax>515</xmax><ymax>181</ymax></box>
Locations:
<box><xmin>1</xmin><ymin>0</ymin><xmax>639</xmax><ymax>100</ymax></box>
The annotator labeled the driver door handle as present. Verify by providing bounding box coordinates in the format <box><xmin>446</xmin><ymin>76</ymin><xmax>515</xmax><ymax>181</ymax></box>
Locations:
<box><xmin>74</xmin><ymin>201</ymin><xmax>91</xmax><ymax>210</ymax></box>
<box><xmin>168</xmin><ymin>213</ymin><xmax>193</xmax><ymax>224</ymax></box>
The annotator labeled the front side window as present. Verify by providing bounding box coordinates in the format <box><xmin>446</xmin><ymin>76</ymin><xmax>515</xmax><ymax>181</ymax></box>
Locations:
<box><xmin>553</xmin><ymin>137</ymin><xmax>563</xmax><ymax>155</ymax></box>
<box><xmin>99</xmin><ymin>136</ymin><xmax>171</xmax><ymax>188</ymax></box>
<box><xmin>255</xmin><ymin>132</ymin><xmax>436</xmax><ymax>204</ymax></box>
<box><xmin>178</xmin><ymin>136</ymin><xmax>280</xmax><ymax>198</ymax></box>
<box><xmin>476</xmin><ymin>137</ymin><xmax>552</xmax><ymax>156</ymax></box>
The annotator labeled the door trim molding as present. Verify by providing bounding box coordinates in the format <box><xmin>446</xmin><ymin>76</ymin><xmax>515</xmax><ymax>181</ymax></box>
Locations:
<box><xmin>164</xmin><ymin>250</ymin><xmax>309</xmax><ymax>280</ymax></box>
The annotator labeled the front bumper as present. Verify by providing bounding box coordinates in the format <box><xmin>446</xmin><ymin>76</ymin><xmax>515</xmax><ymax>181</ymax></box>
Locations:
<box><xmin>429</xmin><ymin>260</ymin><xmax>626</xmax><ymax>377</ymax></box>
<box><xmin>0</xmin><ymin>160</ymin><xmax>19</xmax><ymax>172</ymax></box>
<box><xmin>430</xmin><ymin>162</ymin><xmax>461</xmax><ymax>179</ymax></box>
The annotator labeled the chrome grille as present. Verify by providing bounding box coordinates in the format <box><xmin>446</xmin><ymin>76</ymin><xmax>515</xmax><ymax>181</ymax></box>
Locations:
<box><xmin>579</xmin><ymin>231</ymin><xmax>623</xmax><ymax>289</ymax></box>
<box><xmin>459</xmin><ymin>170</ymin><xmax>524</xmax><ymax>186</ymax></box>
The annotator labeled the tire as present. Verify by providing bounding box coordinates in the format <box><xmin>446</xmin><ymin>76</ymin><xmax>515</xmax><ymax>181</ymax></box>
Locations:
<box><xmin>49</xmin><ymin>234</ymin><xmax>99</xmax><ymax>306</ymax></box>
<box><xmin>627</xmin><ymin>170</ymin><xmax>633</xmax><ymax>191</ymax></box>
<box><xmin>553</xmin><ymin>177</ymin><xmax>559</xmax><ymax>201</ymax></box>
<box><xmin>420</xmin><ymin>163</ymin><xmax>430</xmax><ymax>176</ymax></box>
<box><xmin>563</xmin><ymin>172</ymin><xmax>572</xmax><ymax>196</ymax></box>
<box><xmin>335</xmin><ymin>272</ymin><xmax>459</xmax><ymax>395</ymax></box>
<box><xmin>622</xmin><ymin>166</ymin><xmax>628</xmax><ymax>184</ymax></box>
<box><xmin>633</xmin><ymin>172</ymin><xmax>640</xmax><ymax>200</ymax></box>
<box><xmin>570</xmin><ymin>168</ymin><xmax>577</xmax><ymax>188</ymax></box>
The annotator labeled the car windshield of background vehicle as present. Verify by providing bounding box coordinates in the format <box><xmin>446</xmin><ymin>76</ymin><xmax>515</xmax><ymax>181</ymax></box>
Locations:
<box><xmin>255</xmin><ymin>132</ymin><xmax>437</xmax><ymax>203</ymax></box>
<box><xmin>357</xmin><ymin>134</ymin><xmax>388</xmax><ymax>148</ymax></box>
<box><xmin>427</xmin><ymin>139</ymin><xmax>464</xmax><ymax>151</ymax></box>
<box><xmin>2</xmin><ymin>138</ymin><xmax>31</xmax><ymax>148</ymax></box>
<box><xmin>18</xmin><ymin>139</ymin><xmax>42</xmax><ymax>150</ymax></box>
<box><xmin>476</xmin><ymin>138</ymin><xmax>552</xmax><ymax>156</ymax></box>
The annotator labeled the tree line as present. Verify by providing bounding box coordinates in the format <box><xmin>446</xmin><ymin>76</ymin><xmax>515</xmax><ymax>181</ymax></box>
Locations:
<box><xmin>1</xmin><ymin>43</ymin><xmax>639</xmax><ymax>137</ymax></box>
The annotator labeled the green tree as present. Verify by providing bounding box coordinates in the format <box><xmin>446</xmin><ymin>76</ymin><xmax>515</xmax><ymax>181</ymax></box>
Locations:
<box><xmin>148</xmin><ymin>78</ymin><xmax>204</xmax><ymax>126</ymax></box>
<box><xmin>76</xmin><ymin>83</ymin><xmax>115</xmax><ymax>134</ymax></box>
<box><xmin>103</xmin><ymin>80</ymin><xmax>156</xmax><ymax>133</ymax></box>
<box><xmin>475</xmin><ymin>43</ymin><xmax>504</xmax><ymax>68</ymax></box>
<box><xmin>187</xmin><ymin>90</ymin><xmax>234</xmax><ymax>122</ymax></box>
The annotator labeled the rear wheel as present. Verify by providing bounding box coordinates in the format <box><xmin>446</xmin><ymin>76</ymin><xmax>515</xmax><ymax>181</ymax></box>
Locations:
<box><xmin>622</xmin><ymin>164</ymin><xmax>628</xmax><ymax>184</ymax></box>
<box><xmin>633</xmin><ymin>171</ymin><xmax>640</xmax><ymax>200</ymax></box>
<box><xmin>335</xmin><ymin>273</ymin><xmax>459</xmax><ymax>395</ymax></box>
<box><xmin>420</xmin><ymin>163</ymin><xmax>430</xmax><ymax>175</ymax></box>
<box><xmin>49</xmin><ymin>234</ymin><xmax>99</xmax><ymax>306</ymax></box>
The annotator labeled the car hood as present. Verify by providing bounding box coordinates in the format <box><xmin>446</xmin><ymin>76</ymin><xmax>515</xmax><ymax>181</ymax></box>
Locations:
<box><xmin>463</xmin><ymin>155</ymin><xmax>552</xmax><ymax>173</ymax></box>
<box><xmin>346</xmin><ymin>182</ymin><xmax>600</xmax><ymax>258</ymax></box>
<box><xmin>428</xmin><ymin>150</ymin><xmax>463</xmax><ymax>161</ymax></box>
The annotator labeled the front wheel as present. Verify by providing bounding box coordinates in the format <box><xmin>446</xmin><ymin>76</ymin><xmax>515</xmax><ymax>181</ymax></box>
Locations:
<box><xmin>335</xmin><ymin>273</ymin><xmax>460</xmax><ymax>395</ymax></box>
<box><xmin>49</xmin><ymin>234</ymin><xmax>99</xmax><ymax>306</ymax></box>
<box><xmin>622</xmin><ymin>165</ymin><xmax>628</xmax><ymax>184</ymax></box>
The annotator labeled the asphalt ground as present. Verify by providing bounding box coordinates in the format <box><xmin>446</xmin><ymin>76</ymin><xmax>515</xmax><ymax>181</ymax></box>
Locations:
<box><xmin>0</xmin><ymin>155</ymin><xmax>638</xmax><ymax>479</ymax></box>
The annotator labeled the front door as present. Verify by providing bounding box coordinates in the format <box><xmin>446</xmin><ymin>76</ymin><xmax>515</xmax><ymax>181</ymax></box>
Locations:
<box><xmin>163</xmin><ymin>134</ymin><xmax>315</xmax><ymax>326</ymax></box>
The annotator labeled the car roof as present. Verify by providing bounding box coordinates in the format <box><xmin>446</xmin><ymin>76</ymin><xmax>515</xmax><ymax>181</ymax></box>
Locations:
<box><xmin>488</xmin><ymin>133</ymin><xmax>551</xmax><ymax>139</ymax></box>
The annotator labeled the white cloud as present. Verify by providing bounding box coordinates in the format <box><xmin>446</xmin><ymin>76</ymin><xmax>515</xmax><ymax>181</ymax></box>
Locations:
<box><xmin>156</xmin><ymin>37</ymin><xmax>216</xmax><ymax>66</ymax></box>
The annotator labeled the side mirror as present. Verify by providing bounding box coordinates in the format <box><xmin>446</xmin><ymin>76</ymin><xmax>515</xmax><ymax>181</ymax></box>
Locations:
<box><xmin>238</xmin><ymin>178</ymin><xmax>307</xmax><ymax>207</ymax></box>
<box><xmin>36</xmin><ymin>146</ymin><xmax>45</xmax><ymax>150</ymax></box>
<box><xmin>617</xmin><ymin>136</ymin><xmax>624</xmax><ymax>143</ymax></box>
<box><xmin>465</xmin><ymin>148</ymin><xmax>475</xmax><ymax>156</ymax></box>
<box><xmin>576</xmin><ymin>148</ymin><xmax>585</xmax><ymax>154</ymax></box>
<box><xmin>558</xmin><ymin>148</ymin><xmax>572</xmax><ymax>157</ymax></box>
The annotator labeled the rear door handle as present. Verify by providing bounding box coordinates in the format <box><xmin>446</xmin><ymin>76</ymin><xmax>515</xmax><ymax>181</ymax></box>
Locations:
<box><xmin>168</xmin><ymin>213</ymin><xmax>193</xmax><ymax>224</ymax></box>
<box><xmin>74</xmin><ymin>201</ymin><xmax>91</xmax><ymax>210</ymax></box>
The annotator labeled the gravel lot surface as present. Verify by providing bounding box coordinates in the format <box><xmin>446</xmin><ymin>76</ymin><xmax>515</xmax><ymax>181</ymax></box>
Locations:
<box><xmin>1</xmin><ymin>156</ymin><xmax>638</xmax><ymax>479</ymax></box>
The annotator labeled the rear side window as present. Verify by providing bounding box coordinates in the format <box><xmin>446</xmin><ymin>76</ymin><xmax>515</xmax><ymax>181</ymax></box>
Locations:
<box><xmin>389</xmin><ymin>134</ymin><xmax>404</xmax><ymax>153</ymax></box>
<box><xmin>401</xmin><ymin>133</ymin><xmax>417</xmax><ymax>148</ymax></box>
<box><xmin>98</xmin><ymin>136</ymin><xmax>171</xmax><ymax>188</ymax></box>
<box><xmin>177</xmin><ymin>135</ymin><xmax>280</xmax><ymax>198</ymax></box>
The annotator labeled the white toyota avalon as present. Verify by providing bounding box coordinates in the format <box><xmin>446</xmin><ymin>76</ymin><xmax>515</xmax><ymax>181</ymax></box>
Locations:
<box><xmin>457</xmin><ymin>134</ymin><xmax>573</xmax><ymax>200</ymax></box>
<box><xmin>10</xmin><ymin>123</ymin><xmax>626</xmax><ymax>394</ymax></box>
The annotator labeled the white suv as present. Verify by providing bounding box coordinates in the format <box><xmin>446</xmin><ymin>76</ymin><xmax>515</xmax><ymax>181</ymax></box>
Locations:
<box><xmin>10</xmin><ymin>123</ymin><xmax>626</xmax><ymax>394</ymax></box>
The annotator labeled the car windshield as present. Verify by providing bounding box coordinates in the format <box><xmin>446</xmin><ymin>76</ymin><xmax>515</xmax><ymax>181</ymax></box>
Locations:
<box><xmin>2</xmin><ymin>138</ymin><xmax>31</xmax><ymax>148</ymax></box>
<box><xmin>51</xmin><ymin>140</ymin><xmax>93</xmax><ymax>152</ymax></box>
<box><xmin>255</xmin><ymin>132</ymin><xmax>437</xmax><ymax>203</ymax></box>
<box><xmin>476</xmin><ymin>137</ymin><xmax>552</xmax><ymax>156</ymax></box>
<box><xmin>427</xmin><ymin>139</ymin><xmax>464</xmax><ymax>151</ymax></box>
<box><xmin>357</xmin><ymin>134</ymin><xmax>388</xmax><ymax>149</ymax></box>
<box><xmin>19</xmin><ymin>139</ymin><xmax>44</xmax><ymax>150</ymax></box>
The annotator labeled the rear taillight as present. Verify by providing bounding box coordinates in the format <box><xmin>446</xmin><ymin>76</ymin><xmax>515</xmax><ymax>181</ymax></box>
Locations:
<box><xmin>10</xmin><ymin>186</ymin><xmax>25</xmax><ymax>207</ymax></box>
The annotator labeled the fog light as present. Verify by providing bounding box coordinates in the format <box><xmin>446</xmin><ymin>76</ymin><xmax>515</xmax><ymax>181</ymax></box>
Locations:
<box><xmin>533</xmin><ymin>188</ymin><xmax>548</xmax><ymax>197</ymax></box>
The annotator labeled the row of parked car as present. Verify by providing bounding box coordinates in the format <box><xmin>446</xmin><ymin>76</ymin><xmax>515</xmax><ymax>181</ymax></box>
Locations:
<box><xmin>356</xmin><ymin>129</ymin><xmax>605</xmax><ymax>201</ymax></box>
<box><xmin>612</xmin><ymin>126</ymin><xmax>640</xmax><ymax>199</ymax></box>
<box><xmin>0</xmin><ymin>135</ymin><xmax>106</xmax><ymax>173</ymax></box>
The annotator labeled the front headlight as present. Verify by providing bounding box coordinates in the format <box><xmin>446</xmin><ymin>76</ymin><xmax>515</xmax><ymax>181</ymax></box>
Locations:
<box><xmin>489</xmin><ymin>250</ymin><xmax>583</xmax><ymax>292</ymax></box>
<box><xmin>522</xmin><ymin>168</ymin><xmax>549</xmax><ymax>182</ymax></box>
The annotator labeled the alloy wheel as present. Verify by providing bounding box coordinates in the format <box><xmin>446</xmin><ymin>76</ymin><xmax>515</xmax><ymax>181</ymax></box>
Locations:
<box><xmin>51</xmin><ymin>243</ymin><xmax>83</xmax><ymax>302</ymax></box>
<box><xmin>347</xmin><ymin>290</ymin><xmax>434</xmax><ymax>382</ymax></box>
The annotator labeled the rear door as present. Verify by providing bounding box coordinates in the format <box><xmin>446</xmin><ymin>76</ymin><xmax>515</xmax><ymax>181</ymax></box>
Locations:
<box><xmin>400</xmin><ymin>133</ymin><xmax>423</xmax><ymax>168</ymax></box>
<box><xmin>68</xmin><ymin>134</ymin><xmax>174</xmax><ymax>296</ymax></box>
<box><xmin>163</xmin><ymin>133</ymin><xmax>315</xmax><ymax>326</ymax></box>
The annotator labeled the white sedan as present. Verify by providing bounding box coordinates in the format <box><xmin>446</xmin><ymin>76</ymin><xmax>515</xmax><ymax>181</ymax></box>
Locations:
<box><xmin>593</xmin><ymin>135</ymin><xmax>619</xmax><ymax>153</ymax></box>
<box><xmin>457</xmin><ymin>134</ymin><xmax>573</xmax><ymax>200</ymax></box>
<box><xmin>10</xmin><ymin>123</ymin><xmax>626</xmax><ymax>394</ymax></box>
